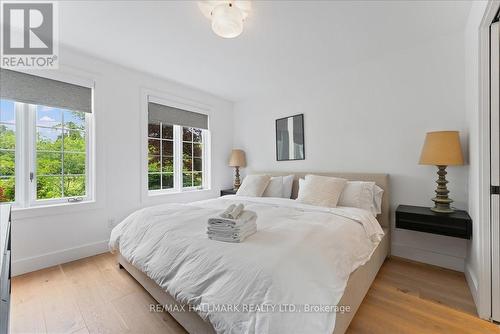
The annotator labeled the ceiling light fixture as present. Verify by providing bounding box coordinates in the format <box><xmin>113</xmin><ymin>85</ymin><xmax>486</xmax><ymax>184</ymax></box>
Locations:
<box><xmin>198</xmin><ymin>1</ymin><xmax>251</xmax><ymax>38</ymax></box>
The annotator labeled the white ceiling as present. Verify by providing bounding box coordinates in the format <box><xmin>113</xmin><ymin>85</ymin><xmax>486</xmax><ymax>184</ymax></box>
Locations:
<box><xmin>59</xmin><ymin>1</ymin><xmax>472</xmax><ymax>102</ymax></box>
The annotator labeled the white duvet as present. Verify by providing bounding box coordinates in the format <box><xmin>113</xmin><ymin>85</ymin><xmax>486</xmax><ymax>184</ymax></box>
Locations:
<box><xmin>109</xmin><ymin>196</ymin><xmax>384</xmax><ymax>334</ymax></box>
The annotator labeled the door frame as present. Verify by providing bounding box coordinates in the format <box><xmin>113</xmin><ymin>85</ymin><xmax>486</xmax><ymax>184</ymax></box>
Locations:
<box><xmin>478</xmin><ymin>0</ymin><xmax>500</xmax><ymax>320</ymax></box>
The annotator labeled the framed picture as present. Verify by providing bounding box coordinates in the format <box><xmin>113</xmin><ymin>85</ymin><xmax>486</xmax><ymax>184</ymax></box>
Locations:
<box><xmin>275</xmin><ymin>114</ymin><xmax>305</xmax><ymax>161</ymax></box>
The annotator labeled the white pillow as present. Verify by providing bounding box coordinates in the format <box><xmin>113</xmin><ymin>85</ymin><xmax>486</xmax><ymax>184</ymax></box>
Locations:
<box><xmin>373</xmin><ymin>185</ymin><xmax>384</xmax><ymax>214</ymax></box>
<box><xmin>262</xmin><ymin>176</ymin><xmax>284</xmax><ymax>197</ymax></box>
<box><xmin>236</xmin><ymin>175</ymin><xmax>271</xmax><ymax>197</ymax></box>
<box><xmin>297</xmin><ymin>175</ymin><xmax>347</xmax><ymax>208</ymax></box>
<box><xmin>282</xmin><ymin>175</ymin><xmax>294</xmax><ymax>198</ymax></box>
<box><xmin>263</xmin><ymin>175</ymin><xmax>295</xmax><ymax>198</ymax></box>
<box><xmin>338</xmin><ymin>181</ymin><xmax>376</xmax><ymax>214</ymax></box>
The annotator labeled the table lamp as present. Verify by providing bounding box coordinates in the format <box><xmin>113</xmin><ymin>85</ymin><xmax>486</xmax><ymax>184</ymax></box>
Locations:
<box><xmin>419</xmin><ymin>131</ymin><xmax>464</xmax><ymax>213</ymax></box>
<box><xmin>229</xmin><ymin>149</ymin><xmax>246</xmax><ymax>190</ymax></box>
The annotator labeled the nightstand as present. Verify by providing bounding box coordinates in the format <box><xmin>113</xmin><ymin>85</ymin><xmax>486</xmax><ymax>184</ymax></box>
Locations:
<box><xmin>220</xmin><ymin>189</ymin><xmax>237</xmax><ymax>196</ymax></box>
<box><xmin>396</xmin><ymin>205</ymin><xmax>472</xmax><ymax>239</ymax></box>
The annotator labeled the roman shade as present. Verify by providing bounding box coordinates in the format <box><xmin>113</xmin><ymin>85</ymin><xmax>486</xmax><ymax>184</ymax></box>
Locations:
<box><xmin>0</xmin><ymin>69</ymin><xmax>92</xmax><ymax>113</ymax></box>
<box><xmin>148</xmin><ymin>101</ymin><xmax>208</xmax><ymax>130</ymax></box>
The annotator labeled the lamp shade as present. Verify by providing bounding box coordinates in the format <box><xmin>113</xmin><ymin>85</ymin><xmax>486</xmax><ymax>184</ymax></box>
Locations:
<box><xmin>229</xmin><ymin>149</ymin><xmax>246</xmax><ymax>167</ymax></box>
<box><xmin>419</xmin><ymin>131</ymin><xmax>464</xmax><ymax>166</ymax></box>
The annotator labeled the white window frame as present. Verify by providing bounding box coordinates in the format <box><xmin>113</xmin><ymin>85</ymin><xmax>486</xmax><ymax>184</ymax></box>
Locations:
<box><xmin>147</xmin><ymin>125</ymin><xmax>210</xmax><ymax>195</ymax></box>
<box><xmin>1</xmin><ymin>100</ymin><xmax>94</xmax><ymax>208</ymax></box>
<box><xmin>142</xmin><ymin>91</ymin><xmax>212</xmax><ymax>200</ymax></box>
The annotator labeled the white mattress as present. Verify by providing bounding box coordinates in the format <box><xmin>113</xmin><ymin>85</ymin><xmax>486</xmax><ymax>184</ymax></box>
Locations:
<box><xmin>109</xmin><ymin>196</ymin><xmax>384</xmax><ymax>334</ymax></box>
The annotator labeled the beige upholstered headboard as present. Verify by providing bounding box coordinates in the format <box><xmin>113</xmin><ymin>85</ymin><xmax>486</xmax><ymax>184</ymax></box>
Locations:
<box><xmin>253</xmin><ymin>172</ymin><xmax>390</xmax><ymax>228</ymax></box>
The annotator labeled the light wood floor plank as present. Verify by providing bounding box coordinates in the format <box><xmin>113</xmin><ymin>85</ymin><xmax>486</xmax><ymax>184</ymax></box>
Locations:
<box><xmin>10</xmin><ymin>253</ymin><xmax>499</xmax><ymax>334</ymax></box>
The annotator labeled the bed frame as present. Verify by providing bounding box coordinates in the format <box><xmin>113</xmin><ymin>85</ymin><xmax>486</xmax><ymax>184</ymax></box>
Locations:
<box><xmin>118</xmin><ymin>172</ymin><xmax>391</xmax><ymax>334</ymax></box>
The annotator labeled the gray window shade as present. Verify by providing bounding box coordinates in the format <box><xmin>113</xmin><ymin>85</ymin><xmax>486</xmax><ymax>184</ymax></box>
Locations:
<box><xmin>0</xmin><ymin>69</ymin><xmax>92</xmax><ymax>113</ymax></box>
<box><xmin>148</xmin><ymin>102</ymin><xmax>208</xmax><ymax>130</ymax></box>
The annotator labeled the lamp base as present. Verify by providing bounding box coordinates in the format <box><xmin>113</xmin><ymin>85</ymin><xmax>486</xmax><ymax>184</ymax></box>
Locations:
<box><xmin>430</xmin><ymin>165</ymin><xmax>454</xmax><ymax>214</ymax></box>
<box><xmin>233</xmin><ymin>166</ymin><xmax>241</xmax><ymax>191</ymax></box>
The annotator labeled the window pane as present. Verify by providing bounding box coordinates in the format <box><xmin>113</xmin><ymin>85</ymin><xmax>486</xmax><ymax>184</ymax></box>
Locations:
<box><xmin>63</xmin><ymin>153</ymin><xmax>85</xmax><ymax>175</ymax></box>
<box><xmin>148</xmin><ymin>139</ymin><xmax>160</xmax><ymax>155</ymax></box>
<box><xmin>183</xmin><ymin>158</ymin><xmax>192</xmax><ymax>172</ymax></box>
<box><xmin>162</xmin><ymin>173</ymin><xmax>173</xmax><ymax>189</ymax></box>
<box><xmin>63</xmin><ymin>175</ymin><xmax>85</xmax><ymax>197</ymax></box>
<box><xmin>192</xmin><ymin>128</ymin><xmax>202</xmax><ymax>142</ymax></box>
<box><xmin>148</xmin><ymin>173</ymin><xmax>161</xmax><ymax>190</ymax></box>
<box><xmin>63</xmin><ymin>110</ymin><xmax>85</xmax><ymax>130</ymax></box>
<box><xmin>193</xmin><ymin>144</ymin><xmax>202</xmax><ymax>157</ymax></box>
<box><xmin>162</xmin><ymin>124</ymin><xmax>173</xmax><ymax>139</ymax></box>
<box><xmin>37</xmin><ymin>106</ymin><xmax>62</xmax><ymax>128</ymax></box>
<box><xmin>0</xmin><ymin>177</ymin><xmax>15</xmax><ymax>202</ymax></box>
<box><xmin>183</xmin><ymin>172</ymin><xmax>193</xmax><ymax>187</ymax></box>
<box><xmin>37</xmin><ymin>176</ymin><xmax>62</xmax><ymax>199</ymax></box>
<box><xmin>183</xmin><ymin>127</ymin><xmax>192</xmax><ymax>141</ymax></box>
<box><xmin>162</xmin><ymin>140</ymin><xmax>173</xmax><ymax>156</ymax></box>
<box><xmin>37</xmin><ymin>127</ymin><xmax>62</xmax><ymax>151</ymax></box>
<box><xmin>0</xmin><ymin>124</ymin><xmax>16</xmax><ymax>149</ymax></box>
<box><xmin>148</xmin><ymin>121</ymin><xmax>160</xmax><ymax>138</ymax></box>
<box><xmin>193</xmin><ymin>172</ymin><xmax>202</xmax><ymax>187</ymax></box>
<box><xmin>183</xmin><ymin>142</ymin><xmax>192</xmax><ymax>157</ymax></box>
<box><xmin>0</xmin><ymin>151</ymin><xmax>15</xmax><ymax>176</ymax></box>
<box><xmin>63</xmin><ymin>130</ymin><xmax>85</xmax><ymax>152</ymax></box>
<box><xmin>148</xmin><ymin>155</ymin><xmax>160</xmax><ymax>172</ymax></box>
<box><xmin>194</xmin><ymin>158</ymin><xmax>202</xmax><ymax>172</ymax></box>
<box><xmin>162</xmin><ymin>156</ymin><xmax>173</xmax><ymax>173</ymax></box>
<box><xmin>37</xmin><ymin>152</ymin><xmax>62</xmax><ymax>175</ymax></box>
<box><xmin>0</xmin><ymin>100</ymin><xmax>15</xmax><ymax>124</ymax></box>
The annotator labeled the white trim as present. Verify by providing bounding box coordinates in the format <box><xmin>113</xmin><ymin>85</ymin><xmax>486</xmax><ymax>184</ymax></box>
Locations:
<box><xmin>392</xmin><ymin>243</ymin><xmax>465</xmax><ymax>272</ymax></box>
<box><xmin>465</xmin><ymin>262</ymin><xmax>479</xmax><ymax>308</ymax></box>
<box><xmin>11</xmin><ymin>239</ymin><xmax>109</xmax><ymax>276</ymax></box>
<box><xmin>477</xmin><ymin>0</ymin><xmax>500</xmax><ymax>319</ymax></box>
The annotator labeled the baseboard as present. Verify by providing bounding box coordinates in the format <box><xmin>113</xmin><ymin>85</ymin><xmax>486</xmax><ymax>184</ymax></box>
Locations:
<box><xmin>464</xmin><ymin>262</ymin><xmax>479</xmax><ymax>311</ymax></box>
<box><xmin>391</xmin><ymin>243</ymin><xmax>465</xmax><ymax>272</ymax></box>
<box><xmin>12</xmin><ymin>240</ymin><xmax>109</xmax><ymax>276</ymax></box>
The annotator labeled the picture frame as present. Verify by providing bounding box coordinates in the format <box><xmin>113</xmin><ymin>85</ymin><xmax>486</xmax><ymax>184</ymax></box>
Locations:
<box><xmin>275</xmin><ymin>113</ymin><xmax>305</xmax><ymax>161</ymax></box>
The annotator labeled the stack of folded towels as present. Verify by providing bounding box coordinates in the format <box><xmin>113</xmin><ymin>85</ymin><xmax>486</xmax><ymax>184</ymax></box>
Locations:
<box><xmin>207</xmin><ymin>204</ymin><xmax>257</xmax><ymax>243</ymax></box>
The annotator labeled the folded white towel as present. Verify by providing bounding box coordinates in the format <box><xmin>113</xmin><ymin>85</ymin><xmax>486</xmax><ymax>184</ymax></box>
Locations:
<box><xmin>208</xmin><ymin>225</ymin><xmax>257</xmax><ymax>243</ymax></box>
<box><xmin>208</xmin><ymin>209</ymin><xmax>257</xmax><ymax>243</ymax></box>
<box><xmin>228</xmin><ymin>203</ymin><xmax>244</xmax><ymax>219</ymax></box>
<box><xmin>208</xmin><ymin>210</ymin><xmax>256</xmax><ymax>227</ymax></box>
<box><xmin>207</xmin><ymin>220</ymin><xmax>257</xmax><ymax>234</ymax></box>
<box><xmin>219</xmin><ymin>204</ymin><xmax>236</xmax><ymax>218</ymax></box>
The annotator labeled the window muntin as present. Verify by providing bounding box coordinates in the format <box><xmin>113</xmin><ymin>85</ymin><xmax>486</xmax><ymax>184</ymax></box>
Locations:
<box><xmin>0</xmin><ymin>100</ymin><xmax>16</xmax><ymax>203</ymax></box>
<box><xmin>182</xmin><ymin>127</ymin><xmax>203</xmax><ymax>188</ymax></box>
<box><xmin>0</xmin><ymin>98</ymin><xmax>92</xmax><ymax>207</ymax></box>
<box><xmin>35</xmin><ymin>106</ymin><xmax>87</xmax><ymax>200</ymax></box>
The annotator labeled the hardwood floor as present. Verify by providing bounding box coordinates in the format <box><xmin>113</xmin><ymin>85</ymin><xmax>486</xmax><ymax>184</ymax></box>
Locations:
<box><xmin>10</xmin><ymin>253</ymin><xmax>499</xmax><ymax>334</ymax></box>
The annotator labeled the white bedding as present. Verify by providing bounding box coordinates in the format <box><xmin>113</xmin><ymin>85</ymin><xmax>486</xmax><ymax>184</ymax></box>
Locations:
<box><xmin>109</xmin><ymin>196</ymin><xmax>384</xmax><ymax>334</ymax></box>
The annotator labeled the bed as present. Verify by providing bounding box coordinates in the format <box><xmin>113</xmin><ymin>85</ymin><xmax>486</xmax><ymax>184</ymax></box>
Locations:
<box><xmin>110</xmin><ymin>172</ymin><xmax>390</xmax><ymax>334</ymax></box>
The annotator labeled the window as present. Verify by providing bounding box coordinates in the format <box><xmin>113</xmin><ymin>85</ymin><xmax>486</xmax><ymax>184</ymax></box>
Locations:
<box><xmin>147</xmin><ymin>100</ymin><xmax>209</xmax><ymax>194</ymax></box>
<box><xmin>35</xmin><ymin>106</ymin><xmax>87</xmax><ymax>201</ymax></box>
<box><xmin>0</xmin><ymin>69</ymin><xmax>93</xmax><ymax>207</ymax></box>
<box><xmin>0</xmin><ymin>100</ymin><xmax>16</xmax><ymax>202</ymax></box>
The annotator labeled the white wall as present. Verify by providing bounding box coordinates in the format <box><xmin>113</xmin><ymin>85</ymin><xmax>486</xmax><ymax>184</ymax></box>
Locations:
<box><xmin>11</xmin><ymin>47</ymin><xmax>235</xmax><ymax>275</ymax></box>
<box><xmin>233</xmin><ymin>31</ymin><xmax>469</xmax><ymax>271</ymax></box>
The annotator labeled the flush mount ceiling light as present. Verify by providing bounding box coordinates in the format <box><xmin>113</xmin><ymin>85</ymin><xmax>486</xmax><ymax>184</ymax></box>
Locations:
<box><xmin>198</xmin><ymin>1</ymin><xmax>251</xmax><ymax>38</ymax></box>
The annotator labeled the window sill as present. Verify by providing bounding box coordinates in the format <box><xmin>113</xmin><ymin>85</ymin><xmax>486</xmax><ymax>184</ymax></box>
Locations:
<box><xmin>143</xmin><ymin>187</ymin><xmax>215</xmax><ymax>204</ymax></box>
<box><xmin>147</xmin><ymin>188</ymin><xmax>210</xmax><ymax>197</ymax></box>
<box><xmin>11</xmin><ymin>199</ymin><xmax>100</xmax><ymax>220</ymax></box>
